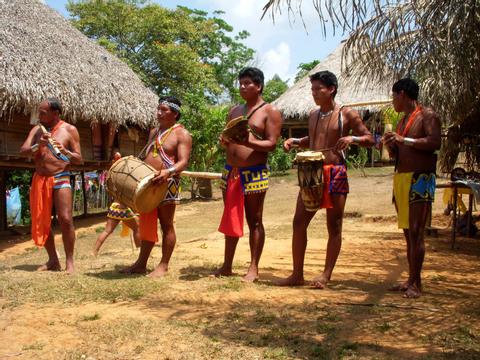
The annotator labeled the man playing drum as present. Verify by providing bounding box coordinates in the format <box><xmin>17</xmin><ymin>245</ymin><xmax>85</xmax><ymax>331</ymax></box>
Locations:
<box><xmin>20</xmin><ymin>98</ymin><xmax>83</xmax><ymax>274</ymax></box>
<box><xmin>120</xmin><ymin>96</ymin><xmax>192</xmax><ymax>277</ymax></box>
<box><xmin>214</xmin><ymin>67</ymin><xmax>282</xmax><ymax>282</ymax></box>
<box><xmin>279</xmin><ymin>70</ymin><xmax>374</xmax><ymax>288</ymax></box>
<box><xmin>383</xmin><ymin>78</ymin><xmax>441</xmax><ymax>298</ymax></box>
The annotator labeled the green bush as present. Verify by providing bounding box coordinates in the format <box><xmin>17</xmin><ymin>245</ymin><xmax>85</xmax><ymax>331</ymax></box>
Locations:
<box><xmin>268</xmin><ymin>138</ymin><xmax>294</xmax><ymax>175</ymax></box>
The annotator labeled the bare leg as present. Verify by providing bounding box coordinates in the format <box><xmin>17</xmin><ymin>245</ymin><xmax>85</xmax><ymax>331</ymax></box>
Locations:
<box><xmin>404</xmin><ymin>202</ymin><xmax>430</xmax><ymax>299</ymax></box>
<box><xmin>148</xmin><ymin>203</ymin><xmax>176</xmax><ymax>278</ymax></box>
<box><xmin>276</xmin><ymin>194</ymin><xmax>316</xmax><ymax>286</ymax></box>
<box><xmin>37</xmin><ymin>230</ymin><xmax>61</xmax><ymax>271</ymax></box>
<box><xmin>53</xmin><ymin>187</ymin><xmax>76</xmax><ymax>274</ymax></box>
<box><xmin>389</xmin><ymin>229</ymin><xmax>411</xmax><ymax>291</ymax></box>
<box><xmin>242</xmin><ymin>191</ymin><xmax>267</xmax><ymax>282</ymax></box>
<box><xmin>93</xmin><ymin>218</ymin><xmax>120</xmax><ymax>256</ymax></box>
<box><xmin>120</xmin><ymin>240</ymin><xmax>154</xmax><ymax>274</ymax></box>
<box><xmin>213</xmin><ymin>235</ymin><xmax>239</xmax><ymax>277</ymax></box>
<box><xmin>123</xmin><ymin>218</ymin><xmax>140</xmax><ymax>247</ymax></box>
<box><xmin>213</xmin><ymin>190</ymin><xmax>239</xmax><ymax>277</ymax></box>
<box><xmin>312</xmin><ymin>194</ymin><xmax>347</xmax><ymax>289</ymax></box>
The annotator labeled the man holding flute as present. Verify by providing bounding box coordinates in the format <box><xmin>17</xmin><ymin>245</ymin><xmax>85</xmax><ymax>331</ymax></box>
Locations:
<box><xmin>20</xmin><ymin>98</ymin><xmax>83</xmax><ymax>273</ymax></box>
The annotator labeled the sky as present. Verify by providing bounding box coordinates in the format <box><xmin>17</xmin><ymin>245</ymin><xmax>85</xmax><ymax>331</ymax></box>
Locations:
<box><xmin>44</xmin><ymin>0</ymin><xmax>344</xmax><ymax>83</ymax></box>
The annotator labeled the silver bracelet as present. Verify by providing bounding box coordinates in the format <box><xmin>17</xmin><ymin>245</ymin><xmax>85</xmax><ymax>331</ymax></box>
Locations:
<box><xmin>404</xmin><ymin>137</ymin><xmax>416</xmax><ymax>146</ymax></box>
<box><xmin>351</xmin><ymin>136</ymin><xmax>361</xmax><ymax>143</ymax></box>
<box><xmin>31</xmin><ymin>144</ymin><xmax>39</xmax><ymax>153</ymax></box>
<box><xmin>168</xmin><ymin>166</ymin><xmax>176</xmax><ymax>175</ymax></box>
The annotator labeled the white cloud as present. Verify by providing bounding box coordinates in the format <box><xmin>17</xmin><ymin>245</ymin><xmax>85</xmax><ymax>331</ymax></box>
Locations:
<box><xmin>260</xmin><ymin>42</ymin><xmax>292</xmax><ymax>82</ymax></box>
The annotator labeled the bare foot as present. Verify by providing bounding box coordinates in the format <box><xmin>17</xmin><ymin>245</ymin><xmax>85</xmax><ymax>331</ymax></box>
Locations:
<box><xmin>119</xmin><ymin>263</ymin><xmax>147</xmax><ymax>275</ymax></box>
<box><xmin>65</xmin><ymin>259</ymin><xmax>75</xmax><ymax>275</ymax></box>
<box><xmin>241</xmin><ymin>272</ymin><xmax>259</xmax><ymax>283</ymax></box>
<box><xmin>403</xmin><ymin>285</ymin><xmax>421</xmax><ymax>299</ymax></box>
<box><xmin>147</xmin><ymin>264</ymin><xmax>168</xmax><ymax>278</ymax></box>
<box><xmin>311</xmin><ymin>274</ymin><xmax>329</xmax><ymax>289</ymax></box>
<box><xmin>210</xmin><ymin>266</ymin><xmax>233</xmax><ymax>278</ymax></box>
<box><xmin>275</xmin><ymin>274</ymin><xmax>305</xmax><ymax>287</ymax></box>
<box><xmin>92</xmin><ymin>249</ymin><xmax>99</xmax><ymax>257</ymax></box>
<box><xmin>388</xmin><ymin>281</ymin><xmax>410</xmax><ymax>292</ymax></box>
<box><xmin>37</xmin><ymin>261</ymin><xmax>61</xmax><ymax>272</ymax></box>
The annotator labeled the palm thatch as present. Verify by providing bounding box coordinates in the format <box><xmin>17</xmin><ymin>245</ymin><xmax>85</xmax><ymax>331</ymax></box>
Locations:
<box><xmin>274</xmin><ymin>41</ymin><xmax>391</xmax><ymax>124</ymax></box>
<box><xmin>263</xmin><ymin>0</ymin><xmax>480</xmax><ymax>172</ymax></box>
<box><xmin>0</xmin><ymin>0</ymin><xmax>158</xmax><ymax>127</ymax></box>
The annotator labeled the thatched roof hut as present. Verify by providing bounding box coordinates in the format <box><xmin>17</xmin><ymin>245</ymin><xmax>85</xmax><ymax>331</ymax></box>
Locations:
<box><xmin>275</xmin><ymin>41</ymin><xmax>391</xmax><ymax>127</ymax></box>
<box><xmin>0</xmin><ymin>0</ymin><xmax>158</xmax><ymax>127</ymax></box>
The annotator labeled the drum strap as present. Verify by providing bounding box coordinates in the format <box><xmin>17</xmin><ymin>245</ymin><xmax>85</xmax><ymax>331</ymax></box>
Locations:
<box><xmin>243</xmin><ymin>102</ymin><xmax>267</xmax><ymax>120</ymax></box>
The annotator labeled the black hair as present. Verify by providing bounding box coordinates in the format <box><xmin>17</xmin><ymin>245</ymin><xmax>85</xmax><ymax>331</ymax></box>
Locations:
<box><xmin>309</xmin><ymin>70</ymin><xmax>338</xmax><ymax>98</ymax></box>
<box><xmin>47</xmin><ymin>97</ymin><xmax>62</xmax><ymax>113</ymax></box>
<box><xmin>159</xmin><ymin>95</ymin><xmax>182</xmax><ymax>120</ymax></box>
<box><xmin>392</xmin><ymin>78</ymin><xmax>419</xmax><ymax>100</ymax></box>
<box><xmin>238</xmin><ymin>67</ymin><xmax>264</xmax><ymax>92</ymax></box>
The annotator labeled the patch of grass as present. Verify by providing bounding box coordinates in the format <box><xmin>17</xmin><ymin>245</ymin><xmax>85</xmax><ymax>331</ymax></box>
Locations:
<box><xmin>0</xmin><ymin>273</ymin><xmax>167</xmax><ymax>306</ymax></box>
<box><xmin>254</xmin><ymin>309</ymin><xmax>277</xmax><ymax>325</ymax></box>
<box><xmin>81</xmin><ymin>313</ymin><xmax>101</xmax><ymax>321</ymax></box>
<box><xmin>22</xmin><ymin>341</ymin><xmax>45</xmax><ymax>351</ymax></box>
<box><xmin>338</xmin><ymin>341</ymin><xmax>360</xmax><ymax>358</ymax></box>
<box><xmin>316</xmin><ymin>320</ymin><xmax>336</xmax><ymax>335</ymax></box>
<box><xmin>208</xmin><ymin>277</ymin><xmax>243</xmax><ymax>292</ymax></box>
<box><xmin>95</xmin><ymin>226</ymin><xmax>105</xmax><ymax>233</ymax></box>
<box><xmin>430</xmin><ymin>274</ymin><xmax>447</xmax><ymax>282</ymax></box>
<box><xmin>263</xmin><ymin>347</ymin><xmax>289</xmax><ymax>359</ymax></box>
<box><xmin>375</xmin><ymin>321</ymin><xmax>393</xmax><ymax>333</ymax></box>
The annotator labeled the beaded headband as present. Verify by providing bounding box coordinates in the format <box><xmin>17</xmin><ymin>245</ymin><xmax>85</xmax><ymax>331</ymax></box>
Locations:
<box><xmin>159</xmin><ymin>100</ymin><xmax>181</xmax><ymax>113</ymax></box>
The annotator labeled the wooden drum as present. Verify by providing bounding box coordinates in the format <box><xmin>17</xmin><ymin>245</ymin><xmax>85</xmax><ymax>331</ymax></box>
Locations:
<box><xmin>106</xmin><ymin>156</ymin><xmax>167</xmax><ymax>213</ymax></box>
<box><xmin>295</xmin><ymin>151</ymin><xmax>325</xmax><ymax>212</ymax></box>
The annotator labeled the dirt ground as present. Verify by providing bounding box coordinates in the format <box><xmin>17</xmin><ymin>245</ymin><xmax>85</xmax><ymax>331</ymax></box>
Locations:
<box><xmin>0</xmin><ymin>168</ymin><xmax>479</xmax><ymax>360</ymax></box>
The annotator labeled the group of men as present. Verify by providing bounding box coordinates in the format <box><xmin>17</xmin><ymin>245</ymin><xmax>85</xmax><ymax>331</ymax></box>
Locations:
<box><xmin>20</xmin><ymin>67</ymin><xmax>440</xmax><ymax>298</ymax></box>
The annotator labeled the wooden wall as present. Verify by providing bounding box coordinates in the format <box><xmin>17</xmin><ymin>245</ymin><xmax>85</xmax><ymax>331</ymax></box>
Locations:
<box><xmin>0</xmin><ymin>112</ymin><xmax>148</xmax><ymax>161</ymax></box>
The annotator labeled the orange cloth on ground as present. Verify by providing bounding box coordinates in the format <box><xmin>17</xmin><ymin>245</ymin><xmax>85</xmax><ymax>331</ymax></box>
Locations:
<box><xmin>218</xmin><ymin>169</ymin><xmax>244</xmax><ymax>237</ymax></box>
<box><xmin>139</xmin><ymin>208</ymin><xmax>159</xmax><ymax>243</ymax></box>
<box><xmin>30</xmin><ymin>173</ymin><xmax>54</xmax><ymax>246</ymax></box>
<box><xmin>319</xmin><ymin>164</ymin><xmax>333</xmax><ymax>209</ymax></box>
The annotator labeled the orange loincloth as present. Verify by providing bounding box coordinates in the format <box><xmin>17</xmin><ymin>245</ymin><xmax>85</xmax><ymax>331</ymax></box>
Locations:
<box><xmin>30</xmin><ymin>173</ymin><xmax>54</xmax><ymax>246</ymax></box>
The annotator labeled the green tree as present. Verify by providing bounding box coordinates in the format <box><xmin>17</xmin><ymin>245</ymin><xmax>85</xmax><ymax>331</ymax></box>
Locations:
<box><xmin>262</xmin><ymin>74</ymin><xmax>288</xmax><ymax>103</ymax></box>
<box><xmin>67</xmin><ymin>0</ymin><xmax>254</xmax><ymax>101</ymax></box>
<box><xmin>294</xmin><ymin>60</ymin><xmax>320</xmax><ymax>83</ymax></box>
<box><xmin>263</xmin><ymin>0</ymin><xmax>480</xmax><ymax>171</ymax></box>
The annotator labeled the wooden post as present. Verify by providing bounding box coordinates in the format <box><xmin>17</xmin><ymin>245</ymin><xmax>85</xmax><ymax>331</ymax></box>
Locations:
<box><xmin>451</xmin><ymin>185</ymin><xmax>458</xmax><ymax>249</ymax></box>
<box><xmin>0</xmin><ymin>170</ymin><xmax>7</xmax><ymax>231</ymax></box>
<box><xmin>81</xmin><ymin>171</ymin><xmax>88</xmax><ymax>217</ymax></box>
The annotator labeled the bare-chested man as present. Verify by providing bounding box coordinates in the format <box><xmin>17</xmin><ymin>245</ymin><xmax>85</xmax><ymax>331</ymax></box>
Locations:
<box><xmin>214</xmin><ymin>67</ymin><xmax>282</xmax><ymax>282</ymax></box>
<box><xmin>120</xmin><ymin>96</ymin><xmax>192</xmax><ymax>278</ymax></box>
<box><xmin>20</xmin><ymin>98</ymin><xmax>83</xmax><ymax>273</ymax></box>
<box><xmin>279</xmin><ymin>70</ymin><xmax>374</xmax><ymax>288</ymax></box>
<box><xmin>383</xmin><ymin>78</ymin><xmax>441</xmax><ymax>298</ymax></box>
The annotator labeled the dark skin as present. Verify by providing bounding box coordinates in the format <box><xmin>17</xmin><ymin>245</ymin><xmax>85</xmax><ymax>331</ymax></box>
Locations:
<box><xmin>20</xmin><ymin>100</ymin><xmax>83</xmax><ymax>274</ymax></box>
<box><xmin>120</xmin><ymin>103</ymin><xmax>192</xmax><ymax>278</ymax></box>
<box><xmin>383</xmin><ymin>89</ymin><xmax>441</xmax><ymax>298</ymax></box>
<box><xmin>278</xmin><ymin>79</ymin><xmax>374</xmax><ymax>288</ymax></box>
<box><xmin>213</xmin><ymin>75</ymin><xmax>282</xmax><ymax>282</ymax></box>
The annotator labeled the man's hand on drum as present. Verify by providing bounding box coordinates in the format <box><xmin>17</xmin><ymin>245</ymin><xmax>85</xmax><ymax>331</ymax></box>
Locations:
<box><xmin>283</xmin><ymin>138</ymin><xmax>296</xmax><ymax>152</ymax></box>
<box><xmin>151</xmin><ymin>169</ymin><xmax>171</xmax><ymax>184</ymax></box>
<box><xmin>335</xmin><ymin>136</ymin><xmax>356</xmax><ymax>151</ymax></box>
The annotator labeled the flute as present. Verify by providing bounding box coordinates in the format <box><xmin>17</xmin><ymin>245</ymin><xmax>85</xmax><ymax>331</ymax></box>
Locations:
<box><xmin>39</xmin><ymin>124</ymin><xmax>62</xmax><ymax>157</ymax></box>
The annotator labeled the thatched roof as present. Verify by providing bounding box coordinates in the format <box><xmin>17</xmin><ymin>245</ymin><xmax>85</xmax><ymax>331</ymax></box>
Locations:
<box><xmin>274</xmin><ymin>41</ymin><xmax>392</xmax><ymax>124</ymax></box>
<box><xmin>0</xmin><ymin>0</ymin><xmax>158</xmax><ymax>127</ymax></box>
